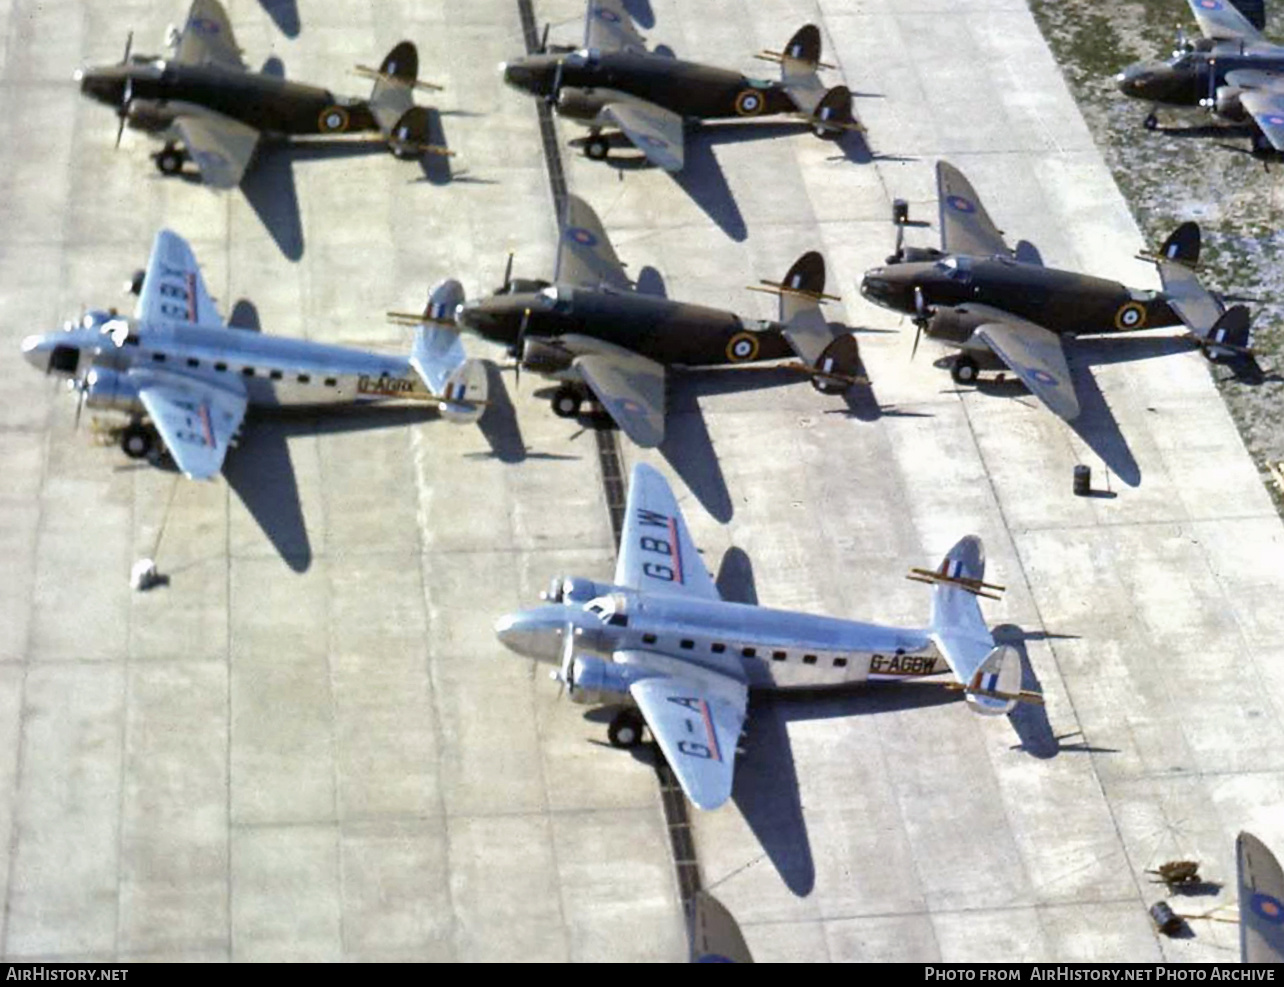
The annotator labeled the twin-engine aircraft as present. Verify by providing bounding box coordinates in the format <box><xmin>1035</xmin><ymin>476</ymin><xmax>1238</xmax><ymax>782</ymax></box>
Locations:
<box><xmin>76</xmin><ymin>0</ymin><xmax>447</xmax><ymax>188</ymax></box>
<box><xmin>860</xmin><ymin>161</ymin><xmax>1252</xmax><ymax>423</ymax></box>
<box><xmin>453</xmin><ymin>195</ymin><xmax>863</xmax><ymax>447</ymax></box>
<box><xmin>20</xmin><ymin>230</ymin><xmax>487</xmax><ymax>480</ymax></box>
<box><xmin>501</xmin><ymin>0</ymin><xmax>859</xmax><ymax>171</ymax></box>
<box><xmin>494</xmin><ymin>462</ymin><xmax>1040</xmax><ymax>811</ymax></box>
<box><xmin>1116</xmin><ymin>0</ymin><xmax>1284</xmax><ymax>157</ymax></box>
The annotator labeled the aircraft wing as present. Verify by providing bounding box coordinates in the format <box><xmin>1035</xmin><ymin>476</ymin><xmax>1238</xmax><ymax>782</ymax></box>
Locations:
<box><xmin>937</xmin><ymin>161</ymin><xmax>1014</xmax><ymax>260</ymax></box>
<box><xmin>584</xmin><ymin>0</ymin><xmax>648</xmax><ymax>54</ymax></box>
<box><xmin>968</xmin><ymin>305</ymin><xmax>1081</xmax><ymax>422</ymax></box>
<box><xmin>134</xmin><ymin>229</ymin><xmax>226</xmax><ymax>329</ymax></box>
<box><xmin>1238</xmin><ymin>831</ymin><xmax>1284</xmax><ymax>963</ymax></box>
<box><xmin>1185</xmin><ymin>0</ymin><xmax>1262</xmax><ymax>41</ymax></box>
<box><xmin>628</xmin><ymin>671</ymin><xmax>747</xmax><ymax>810</ymax></box>
<box><xmin>555</xmin><ymin>194</ymin><xmax>633</xmax><ymax>291</ymax></box>
<box><xmin>614</xmin><ymin>461</ymin><xmax>720</xmax><ymax>600</ymax></box>
<box><xmin>133</xmin><ymin>370</ymin><xmax>247</xmax><ymax>480</ymax></box>
<box><xmin>1240</xmin><ymin>88</ymin><xmax>1284</xmax><ymax>151</ymax></box>
<box><xmin>170</xmin><ymin>109</ymin><xmax>261</xmax><ymax>189</ymax></box>
<box><xmin>600</xmin><ymin>100</ymin><xmax>685</xmax><ymax>172</ymax></box>
<box><xmin>566</xmin><ymin>336</ymin><xmax>667</xmax><ymax>448</ymax></box>
<box><xmin>690</xmin><ymin>892</ymin><xmax>754</xmax><ymax>963</ymax></box>
<box><xmin>173</xmin><ymin>0</ymin><xmax>246</xmax><ymax>70</ymax></box>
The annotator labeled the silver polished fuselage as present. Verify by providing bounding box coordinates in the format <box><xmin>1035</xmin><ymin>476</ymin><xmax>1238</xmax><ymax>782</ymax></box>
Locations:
<box><xmin>23</xmin><ymin>317</ymin><xmax>433</xmax><ymax>414</ymax></box>
<box><xmin>497</xmin><ymin>587</ymin><xmax>948</xmax><ymax>691</ymax></box>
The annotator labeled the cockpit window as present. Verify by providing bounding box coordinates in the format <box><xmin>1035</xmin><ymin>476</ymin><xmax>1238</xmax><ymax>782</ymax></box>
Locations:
<box><xmin>538</xmin><ymin>285</ymin><xmax>572</xmax><ymax>314</ymax></box>
<box><xmin>588</xmin><ymin>603</ymin><xmax>604</xmax><ymax>614</ymax></box>
<box><xmin>935</xmin><ymin>256</ymin><xmax>972</xmax><ymax>281</ymax></box>
<box><xmin>566</xmin><ymin>48</ymin><xmax>601</xmax><ymax>68</ymax></box>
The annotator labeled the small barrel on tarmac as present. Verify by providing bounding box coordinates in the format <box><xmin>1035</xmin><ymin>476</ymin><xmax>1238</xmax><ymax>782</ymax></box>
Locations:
<box><xmin>1149</xmin><ymin>900</ymin><xmax>1183</xmax><ymax>936</ymax></box>
<box><xmin>1073</xmin><ymin>464</ymin><xmax>1091</xmax><ymax>497</ymax></box>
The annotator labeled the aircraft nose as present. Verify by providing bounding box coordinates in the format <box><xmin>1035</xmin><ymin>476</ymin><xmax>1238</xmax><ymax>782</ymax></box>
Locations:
<box><xmin>20</xmin><ymin>334</ymin><xmax>52</xmax><ymax>372</ymax></box>
<box><xmin>494</xmin><ymin>612</ymin><xmax>542</xmax><ymax>660</ymax></box>
<box><xmin>1116</xmin><ymin>62</ymin><xmax>1159</xmax><ymax>96</ymax></box>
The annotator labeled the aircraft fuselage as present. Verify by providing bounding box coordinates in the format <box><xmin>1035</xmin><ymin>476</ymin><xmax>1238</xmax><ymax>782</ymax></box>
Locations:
<box><xmin>1116</xmin><ymin>42</ymin><xmax>1284</xmax><ymax>110</ymax></box>
<box><xmin>78</xmin><ymin>57</ymin><xmax>378</xmax><ymax>137</ymax></box>
<box><xmin>457</xmin><ymin>285</ymin><xmax>797</xmax><ymax>368</ymax></box>
<box><xmin>496</xmin><ymin>588</ymin><xmax>947</xmax><ymax>693</ymax></box>
<box><xmin>860</xmin><ymin>254</ymin><xmax>1182</xmax><ymax>344</ymax></box>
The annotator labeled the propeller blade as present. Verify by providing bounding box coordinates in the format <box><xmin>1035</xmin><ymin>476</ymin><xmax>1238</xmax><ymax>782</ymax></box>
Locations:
<box><xmin>540</xmin><ymin>23</ymin><xmax>551</xmax><ymax>54</ymax></box>
<box><xmin>503</xmin><ymin>251</ymin><xmax>515</xmax><ymax>293</ymax></box>
<box><xmin>912</xmin><ymin>321</ymin><xmax>923</xmax><ymax>361</ymax></box>
<box><xmin>558</xmin><ymin>621</ymin><xmax>577</xmax><ymax>698</ymax></box>
<box><xmin>1206</xmin><ymin>57</ymin><xmax>1217</xmax><ymax>111</ymax></box>
<box><xmin>115</xmin><ymin>111</ymin><xmax>127</xmax><ymax>148</ymax></box>
<box><xmin>123</xmin><ymin>29</ymin><xmax>133</xmax><ymax>65</ymax></box>
<box><xmin>547</xmin><ymin>59</ymin><xmax>564</xmax><ymax>106</ymax></box>
<box><xmin>514</xmin><ymin>307</ymin><xmax>532</xmax><ymax>387</ymax></box>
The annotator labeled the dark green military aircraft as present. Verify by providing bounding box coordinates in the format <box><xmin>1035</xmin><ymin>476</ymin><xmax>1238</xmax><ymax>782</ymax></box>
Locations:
<box><xmin>75</xmin><ymin>0</ymin><xmax>447</xmax><ymax>188</ymax></box>
<box><xmin>859</xmin><ymin>161</ymin><xmax>1252</xmax><ymax>422</ymax></box>
<box><xmin>1115</xmin><ymin>0</ymin><xmax>1284</xmax><ymax>157</ymax></box>
<box><xmin>501</xmin><ymin>0</ymin><xmax>859</xmax><ymax>171</ymax></box>
<box><xmin>452</xmin><ymin>195</ymin><xmax>862</xmax><ymax>447</ymax></box>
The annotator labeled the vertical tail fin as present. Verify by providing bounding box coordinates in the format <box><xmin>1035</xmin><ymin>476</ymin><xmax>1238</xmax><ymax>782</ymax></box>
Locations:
<box><xmin>408</xmin><ymin>278</ymin><xmax>489</xmax><ymax>424</ymax></box>
<box><xmin>773</xmin><ymin>252</ymin><xmax>863</xmax><ymax>393</ymax></box>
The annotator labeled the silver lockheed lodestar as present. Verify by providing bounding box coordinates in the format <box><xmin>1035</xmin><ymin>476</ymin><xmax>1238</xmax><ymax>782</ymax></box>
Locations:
<box><xmin>495</xmin><ymin>461</ymin><xmax>1042</xmax><ymax>811</ymax></box>
<box><xmin>21</xmin><ymin>229</ymin><xmax>487</xmax><ymax>480</ymax></box>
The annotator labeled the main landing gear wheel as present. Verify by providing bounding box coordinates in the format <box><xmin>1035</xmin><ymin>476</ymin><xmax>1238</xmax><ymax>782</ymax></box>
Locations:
<box><xmin>551</xmin><ymin>385</ymin><xmax>583</xmax><ymax>419</ymax></box>
<box><xmin>155</xmin><ymin>145</ymin><xmax>185</xmax><ymax>176</ymax></box>
<box><xmin>121</xmin><ymin>423</ymin><xmax>154</xmax><ymax>460</ymax></box>
<box><xmin>950</xmin><ymin>354</ymin><xmax>979</xmax><ymax>385</ymax></box>
<box><xmin>585</xmin><ymin>135</ymin><xmax>610</xmax><ymax>161</ymax></box>
<box><xmin>608</xmin><ymin>709</ymin><xmax>645</xmax><ymax>749</ymax></box>
<box><xmin>1143</xmin><ymin>112</ymin><xmax>1159</xmax><ymax>131</ymax></box>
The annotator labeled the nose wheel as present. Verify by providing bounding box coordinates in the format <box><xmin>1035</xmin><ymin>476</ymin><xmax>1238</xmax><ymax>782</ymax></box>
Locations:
<box><xmin>584</xmin><ymin>135</ymin><xmax>611</xmax><ymax>161</ymax></box>
<box><xmin>607</xmin><ymin>709</ymin><xmax>646</xmax><ymax>749</ymax></box>
<box><xmin>1143</xmin><ymin>112</ymin><xmax>1159</xmax><ymax>131</ymax></box>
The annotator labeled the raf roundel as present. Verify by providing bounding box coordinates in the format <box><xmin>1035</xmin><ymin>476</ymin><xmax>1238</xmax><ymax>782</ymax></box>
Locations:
<box><xmin>318</xmin><ymin>106</ymin><xmax>350</xmax><ymax>134</ymax></box>
<box><xmin>735</xmin><ymin>90</ymin><xmax>765</xmax><ymax>116</ymax></box>
<box><xmin>726</xmin><ymin>332</ymin><xmax>760</xmax><ymax>363</ymax></box>
<box><xmin>945</xmin><ymin>194</ymin><xmax>977</xmax><ymax>215</ymax></box>
<box><xmin>1198</xmin><ymin>0</ymin><xmax>1223</xmax><ymax>9</ymax></box>
<box><xmin>1114</xmin><ymin>301</ymin><xmax>1147</xmax><ymax>331</ymax></box>
<box><xmin>188</xmin><ymin>15</ymin><xmax>222</xmax><ymax>35</ymax></box>
<box><xmin>567</xmin><ymin>227</ymin><xmax>599</xmax><ymax>248</ymax></box>
<box><xmin>1025</xmin><ymin>367</ymin><xmax>1059</xmax><ymax>387</ymax></box>
<box><xmin>594</xmin><ymin>5</ymin><xmax>622</xmax><ymax>22</ymax></box>
<box><xmin>1252</xmin><ymin>892</ymin><xmax>1284</xmax><ymax>924</ymax></box>
<box><xmin>1267</xmin><ymin>115</ymin><xmax>1284</xmax><ymax>127</ymax></box>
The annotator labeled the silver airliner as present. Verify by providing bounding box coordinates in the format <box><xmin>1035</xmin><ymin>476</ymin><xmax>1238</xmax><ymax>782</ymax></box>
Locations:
<box><xmin>21</xmin><ymin>230</ymin><xmax>487</xmax><ymax>480</ymax></box>
<box><xmin>495</xmin><ymin>461</ymin><xmax>1041</xmax><ymax>810</ymax></box>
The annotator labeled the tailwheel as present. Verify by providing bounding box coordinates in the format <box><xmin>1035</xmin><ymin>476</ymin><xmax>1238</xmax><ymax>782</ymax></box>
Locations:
<box><xmin>551</xmin><ymin>384</ymin><xmax>583</xmax><ymax>419</ymax></box>
<box><xmin>608</xmin><ymin>709</ymin><xmax>645</xmax><ymax>749</ymax></box>
<box><xmin>950</xmin><ymin>354</ymin><xmax>980</xmax><ymax>385</ymax></box>
<box><xmin>1143</xmin><ymin>112</ymin><xmax>1159</xmax><ymax>131</ymax></box>
<box><xmin>584</xmin><ymin>135</ymin><xmax>611</xmax><ymax>161</ymax></box>
<box><xmin>155</xmin><ymin>144</ymin><xmax>185</xmax><ymax>176</ymax></box>
<box><xmin>121</xmin><ymin>422</ymin><xmax>155</xmax><ymax>460</ymax></box>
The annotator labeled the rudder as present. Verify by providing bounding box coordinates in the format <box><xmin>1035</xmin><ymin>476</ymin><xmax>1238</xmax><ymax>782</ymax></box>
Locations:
<box><xmin>811</xmin><ymin>85</ymin><xmax>855</xmax><ymax>139</ymax></box>
<box><xmin>1160</xmin><ymin>222</ymin><xmax>1201</xmax><ymax>266</ymax></box>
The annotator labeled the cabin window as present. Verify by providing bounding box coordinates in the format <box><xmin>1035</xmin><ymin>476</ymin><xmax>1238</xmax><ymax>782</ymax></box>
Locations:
<box><xmin>269</xmin><ymin>370</ymin><xmax>283</xmax><ymax>381</ymax></box>
<box><xmin>151</xmin><ymin>352</ymin><xmax>166</xmax><ymax>362</ymax></box>
<box><xmin>833</xmin><ymin>657</ymin><xmax>848</xmax><ymax>668</ymax></box>
<box><xmin>187</xmin><ymin>358</ymin><xmax>199</xmax><ymax>368</ymax></box>
<box><xmin>608</xmin><ymin>614</ymin><xmax>628</xmax><ymax>628</ymax></box>
<box><xmin>642</xmin><ymin>633</ymin><xmax>656</xmax><ymax>645</ymax></box>
<box><xmin>772</xmin><ymin>651</ymin><xmax>787</xmax><ymax>662</ymax></box>
<box><xmin>298</xmin><ymin>374</ymin><xmax>311</xmax><ymax>384</ymax></box>
<box><xmin>242</xmin><ymin>367</ymin><xmax>255</xmax><ymax>377</ymax></box>
<box><xmin>742</xmin><ymin>647</ymin><xmax>756</xmax><ymax>658</ymax></box>
<box><xmin>803</xmin><ymin>655</ymin><xmax>817</xmax><ymax>665</ymax></box>
<box><xmin>214</xmin><ymin>362</ymin><xmax>227</xmax><ymax>372</ymax></box>
<box><xmin>324</xmin><ymin>377</ymin><xmax>337</xmax><ymax>387</ymax></box>
<box><xmin>711</xmin><ymin>643</ymin><xmax>726</xmax><ymax>654</ymax></box>
<box><xmin>680</xmin><ymin>639</ymin><xmax>694</xmax><ymax>650</ymax></box>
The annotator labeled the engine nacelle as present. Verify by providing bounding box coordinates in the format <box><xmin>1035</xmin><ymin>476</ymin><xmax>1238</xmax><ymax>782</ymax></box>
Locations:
<box><xmin>125</xmin><ymin>99</ymin><xmax>175</xmax><ymax>133</ymax></box>
<box><xmin>887</xmin><ymin>245</ymin><xmax>946</xmax><ymax>266</ymax></box>
<box><xmin>541</xmin><ymin>576</ymin><xmax>612</xmax><ymax>604</ymax></box>
<box><xmin>567</xmin><ymin>656</ymin><xmax>648</xmax><ymax>706</ymax></box>
<box><xmin>555</xmin><ymin>87</ymin><xmax>609</xmax><ymax>122</ymax></box>
<box><xmin>83</xmin><ymin>366</ymin><xmax>144</xmax><ymax>415</ymax></box>
<box><xmin>520</xmin><ymin>338</ymin><xmax>573</xmax><ymax>375</ymax></box>
<box><xmin>1214</xmin><ymin>85</ymin><xmax>1247</xmax><ymax>121</ymax></box>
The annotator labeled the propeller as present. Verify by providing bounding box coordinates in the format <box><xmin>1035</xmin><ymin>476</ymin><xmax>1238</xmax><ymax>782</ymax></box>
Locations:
<box><xmin>911</xmin><ymin>285</ymin><xmax>930</xmax><ymax>360</ymax></box>
<box><xmin>1202</xmin><ymin>57</ymin><xmax>1217</xmax><ymax>111</ymax></box>
<box><xmin>115</xmin><ymin>77</ymin><xmax>133</xmax><ymax>147</ymax></box>
<box><xmin>1174</xmin><ymin>25</ymin><xmax>1189</xmax><ymax>57</ymax></box>
<box><xmin>546</xmin><ymin>57</ymin><xmax>565</xmax><ymax>107</ymax></box>
<box><xmin>513</xmin><ymin>307</ymin><xmax>532</xmax><ymax>386</ymax></box>
<box><xmin>68</xmin><ymin>376</ymin><xmax>88</xmax><ymax>431</ymax></box>
<box><xmin>539</xmin><ymin>23</ymin><xmax>551</xmax><ymax>54</ymax></box>
<box><xmin>502</xmin><ymin>251</ymin><xmax>515</xmax><ymax>293</ymax></box>
<box><xmin>122</xmin><ymin>29</ymin><xmax>133</xmax><ymax>65</ymax></box>
<box><xmin>554</xmin><ymin>620</ymin><xmax>578</xmax><ymax>699</ymax></box>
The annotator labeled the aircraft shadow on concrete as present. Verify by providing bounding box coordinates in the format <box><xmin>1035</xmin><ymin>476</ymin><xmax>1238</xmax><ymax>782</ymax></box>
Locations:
<box><xmin>472</xmin><ymin>363</ymin><xmax>581</xmax><ymax>464</ymax></box>
<box><xmin>228</xmin><ymin>299</ymin><xmax>262</xmax><ymax>332</ymax></box>
<box><xmin>226</xmin><ymin>405</ymin><xmax>444</xmax><ymax>572</ymax></box>
<box><xmin>259</xmin><ymin>0</ymin><xmax>300</xmax><ymax>37</ymax></box>
<box><xmin>622</xmin><ymin>0</ymin><xmax>655</xmax><ymax>28</ymax></box>
<box><xmin>659</xmin><ymin>377</ymin><xmax>734</xmax><ymax>523</ymax></box>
